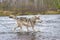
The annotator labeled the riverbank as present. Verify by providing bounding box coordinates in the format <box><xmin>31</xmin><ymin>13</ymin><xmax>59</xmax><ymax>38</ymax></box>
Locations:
<box><xmin>0</xmin><ymin>10</ymin><xmax>60</xmax><ymax>16</ymax></box>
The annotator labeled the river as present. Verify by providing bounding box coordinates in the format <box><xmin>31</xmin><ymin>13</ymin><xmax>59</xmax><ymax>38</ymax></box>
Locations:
<box><xmin>0</xmin><ymin>15</ymin><xmax>60</xmax><ymax>40</ymax></box>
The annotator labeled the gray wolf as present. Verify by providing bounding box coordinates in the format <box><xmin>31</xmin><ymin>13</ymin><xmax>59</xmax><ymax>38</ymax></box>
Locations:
<box><xmin>9</xmin><ymin>15</ymin><xmax>42</xmax><ymax>32</ymax></box>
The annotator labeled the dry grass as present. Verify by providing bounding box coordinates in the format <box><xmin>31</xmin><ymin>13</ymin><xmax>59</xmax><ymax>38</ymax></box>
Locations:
<box><xmin>0</xmin><ymin>10</ymin><xmax>60</xmax><ymax>16</ymax></box>
<box><xmin>46</xmin><ymin>11</ymin><xmax>58</xmax><ymax>13</ymax></box>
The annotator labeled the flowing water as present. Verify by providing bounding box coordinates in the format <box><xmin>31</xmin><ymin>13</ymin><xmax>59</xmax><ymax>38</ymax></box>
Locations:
<box><xmin>0</xmin><ymin>15</ymin><xmax>60</xmax><ymax>40</ymax></box>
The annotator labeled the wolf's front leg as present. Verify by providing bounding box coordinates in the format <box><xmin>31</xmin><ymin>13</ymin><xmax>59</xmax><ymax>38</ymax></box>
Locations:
<box><xmin>19</xmin><ymin>26</ymin><xmax>22</xmax><ymax>32</ymax></box>
<box><xmin>27</xmin><ymin>27</ymin><xmax>29</xmax><ymax>32</ymax></box>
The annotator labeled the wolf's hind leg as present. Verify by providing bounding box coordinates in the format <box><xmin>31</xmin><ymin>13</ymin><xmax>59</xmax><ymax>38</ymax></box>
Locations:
<box><xmin>13</xmin><ymin>27</ymin><xmax>18</xmax><ymax>32</ymax></box>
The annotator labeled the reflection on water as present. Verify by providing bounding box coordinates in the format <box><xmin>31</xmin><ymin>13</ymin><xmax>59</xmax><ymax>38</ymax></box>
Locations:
<box><xmin>0</xmin><ymin>32</ymin><xmax>38</xmax><ymax>40</ymax></box>
<box><xmin>0</xmin><ymin>15</ymin><xmax>60</xmax><ymax>40</ymax></box>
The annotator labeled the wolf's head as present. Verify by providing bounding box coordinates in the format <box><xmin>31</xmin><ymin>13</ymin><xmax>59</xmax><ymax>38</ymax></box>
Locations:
<box><xmin>33</xmin><ymin>16</ymin><xmax>42</xmax><ymax>23</ymax></box>
<box><xmin>34</xmin><ymin>16</ymin><xmax>40</xmax><ymax>20</ymax></box>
